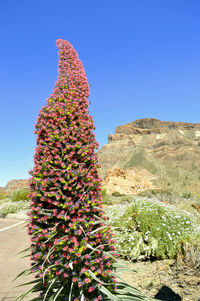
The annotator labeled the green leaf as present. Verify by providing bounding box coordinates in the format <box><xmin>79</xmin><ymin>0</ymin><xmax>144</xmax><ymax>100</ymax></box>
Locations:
<box><xmin>18</xmin><ymin>254</ymin><xmax>30</xmax><ymax>260</ymax></box>
<box><xmin>15</xmin><ymin>278</ymin><xmax>41</xmax><ymax>288</ymax></box>
<box><xmin>27</xmin><ymin>297</ymin><xmax>44</xmax><ymax>301</ymax></box>
<box><xmin>12</xmin><ymin>264</ymin><xmax>37</xmax><ymax>282</ymax></box>
<box><xmin>114</xmin><ymin>282</ymin><xmax>154</xmax><ymax>300</ymax></box>
<box><xmin>68</xmin><ymin>282</ymin><xmax>74</xmax><ymax>301</ymax></box>
<box><xmin>113</xmin><ymin>262</ymin><xmax>137</xmax><ymax>273</ymax></box>
<box><xmin>99</xmin><ymin>285</ymin><xmax>120</xmax><ymax>301</ymax></box>
<box><xmin>53</xmin><ymin>286</ymin><xmax>64</xmax><ymax>301</ymax></box>
<box><xmin>16</xmin><ymin>247</ymin><xmax>30</xmax><ymax>256</ymax></box>
<box><xmin>43</xmin><ymin>278</ymin><xmax>57</xmax><ymax>301</ymax></box>
<box><xmin>42</xmin><ymin>264</ymin><xmax>57</xmax><ymax>283</ymax></box>
<box><xmin>90</xmin><ymin>225</ymin><xmax>109</xmax><ymax>234</ymax></box>
<box><xmin>88</xmin><ymin>270</ymin><xmax>108</xmax><ymax>285</ymax></box>
<box><xmin>15</xmin><ymin>282</ymin><xmax>41</xmax><ymax>301</ymax></box>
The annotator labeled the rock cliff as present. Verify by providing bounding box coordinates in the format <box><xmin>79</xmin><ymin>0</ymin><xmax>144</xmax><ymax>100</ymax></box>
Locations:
<box><xmin>97</xmin><ymin>118</ymin><xmax>200</xmax><ymax>194</ymax></box>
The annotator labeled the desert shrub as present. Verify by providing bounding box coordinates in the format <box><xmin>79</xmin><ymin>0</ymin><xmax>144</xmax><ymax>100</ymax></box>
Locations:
<box><xmin>112</xmin><ymin>191</ymin><xmax>126</xmax><ymax>197</ymax></box>
<box><xmin>181</xmin><ymin>192</ymin><xmax>192</xmax><ymax>199</ymax></box>
<box><xmin>0</xmin><ymin>201</ymin><xmax>29</xmax><ymax>217</ymax></box>
<box><xmin>108</xmin><ymin>199</ymin><xmax>199</xmax><ymax>260</ymax></box>
<box><xmin>178</xmin><ymin>233</ymin><xmax>200</xmax><ymax>268</ymax></box>
<box><xmin>11</xmin><ymin>187</ymin><xmax>29</xmax><ymax>202</ymax></box>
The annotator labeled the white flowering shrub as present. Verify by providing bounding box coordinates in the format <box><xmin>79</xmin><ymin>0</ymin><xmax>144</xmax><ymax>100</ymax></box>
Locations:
<box><xmin>107</xmin><ymin>198</ymin><xmax>199</xmax><ymax>260</ymax></box>
<box><xmin>0</xmin><ymin>201</ymin><xmax>29</xmax><ymax>217</ymax></box>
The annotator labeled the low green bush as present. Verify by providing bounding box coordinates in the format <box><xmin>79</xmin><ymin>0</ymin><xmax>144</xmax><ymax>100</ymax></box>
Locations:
<box><xmin>11</xmin><ymin>187</ymin><xmax>29</xmax><ymax>202</ymax></box>
<box><xmin>108</xmin><ymin>199</ymin><xmax>199</xmax><ymax>260</ymax></box>
<box><xmin>0</xmin><ymin>201</ymin><xmax>29</xmax><ymax>217</ymax></box>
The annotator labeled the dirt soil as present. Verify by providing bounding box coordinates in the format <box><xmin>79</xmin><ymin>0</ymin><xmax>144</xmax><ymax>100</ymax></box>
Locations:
<box><xmin>118</xmin><ymin>259</ymin><xmax>200</xmax><ymax>301</ymax></box>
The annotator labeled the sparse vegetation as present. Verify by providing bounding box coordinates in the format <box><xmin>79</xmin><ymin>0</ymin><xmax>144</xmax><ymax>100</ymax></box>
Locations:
<box><xmin>11</xmin><ymin>187</ymin><xmax>29</xmax><ymax>202</ymax></box>
<box><xmin>123</xmin><ymin>148</ymin><xmax>145</xmax><ymax>168</ymax></box>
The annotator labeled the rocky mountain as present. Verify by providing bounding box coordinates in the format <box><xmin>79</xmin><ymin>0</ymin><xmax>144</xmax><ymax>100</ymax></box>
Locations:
<box><xmin>97</xmin><ymin>118</ymin><xmax>200</xmax><ymax>194</ymax></box>
<box><xmin>0</xmin><ymin>179</ymin><xmax>29</xmax><ymax>197</ymax></box>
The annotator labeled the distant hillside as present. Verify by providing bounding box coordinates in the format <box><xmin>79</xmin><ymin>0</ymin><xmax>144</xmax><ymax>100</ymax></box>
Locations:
<box><xmin>97</xmin><ymin>118</ymin><xmax>200</xmax><ymax>194</ymax></box>
<box><xmin>0</xmin><ymin>179</ymin><xmax>29</xmax><ymax>197</ymax></box>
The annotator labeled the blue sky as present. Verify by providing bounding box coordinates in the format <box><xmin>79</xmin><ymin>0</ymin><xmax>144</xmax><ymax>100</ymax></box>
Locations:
<box><xmin>0</xmin><ymin>0</ymin><xmax>200</xmax><ymax>186</ymax></box>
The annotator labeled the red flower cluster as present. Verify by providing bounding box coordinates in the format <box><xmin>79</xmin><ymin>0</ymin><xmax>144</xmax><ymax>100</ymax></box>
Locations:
<box><xmin>27</xmin><ymin>39</ymin><xmax>116</xmax><ymax>300</ymax></box>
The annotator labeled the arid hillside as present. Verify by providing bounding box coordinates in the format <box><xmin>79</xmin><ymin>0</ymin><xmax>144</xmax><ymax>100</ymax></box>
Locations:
<box><xmin>0</xmin><ymin>179</ymin><xmax>29</xmax><ymax>197</ymax></box>
<box><xmin>97</xmin><ymin>118</ymin><xmax>200</xmax><ymax>194</ymax></box>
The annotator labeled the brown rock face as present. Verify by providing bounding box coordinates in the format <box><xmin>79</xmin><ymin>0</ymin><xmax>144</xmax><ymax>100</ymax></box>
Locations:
<box><xmin>97</xmin><ymin>118</ymin><xmax>200</xmax><ymax>194</ymax></box>
<box><xmin>103</xmin><ymin>167</ymin><xmax>155</xmax><ymax>195</ymax></box>
<box><xmin>116</xmin><ymin>118</ymin><xmax>200</xmax><ymax>135</ymax></box>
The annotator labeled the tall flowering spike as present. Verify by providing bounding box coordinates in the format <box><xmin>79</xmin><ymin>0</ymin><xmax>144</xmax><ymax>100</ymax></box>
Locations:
<box><xmin>27</xmin><ymin>39</ymin><xmax>117</xmax><ymax>300</ymax></box>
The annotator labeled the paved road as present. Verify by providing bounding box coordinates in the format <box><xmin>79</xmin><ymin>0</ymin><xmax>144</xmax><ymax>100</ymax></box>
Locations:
<box><xmin>0</xmin><ymin>218</ymin><xmax>35</xmax><ymax>300</ymax></box>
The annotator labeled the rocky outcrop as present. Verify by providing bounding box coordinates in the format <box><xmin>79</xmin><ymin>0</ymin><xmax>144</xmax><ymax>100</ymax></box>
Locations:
<box><xmin>97</xmin><ymin>118</ymin><xmax>200</xmax><ymax>194</ymax></box>
<box><xmin>116</xmin><ymin>118</ymin><xmax>200</xmax><ymax>135</ymax></box>
<box><xmin>103</xmin><ymin>167</ymin><xmax>156</xmax><ymax>195</ymax></box>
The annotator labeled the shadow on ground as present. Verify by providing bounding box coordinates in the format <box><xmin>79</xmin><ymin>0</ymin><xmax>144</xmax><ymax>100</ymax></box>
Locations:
<box><xmin>154</xmin><ymin>285</ymin><xmax>182</xmax><ymax>301</ymax></box>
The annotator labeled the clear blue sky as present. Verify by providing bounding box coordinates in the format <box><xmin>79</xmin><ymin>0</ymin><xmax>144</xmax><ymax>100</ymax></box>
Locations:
<box><xmin>0</xmin><ymin>0</ymin><xmax>200</xmax><ymax>187</ymax></box>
